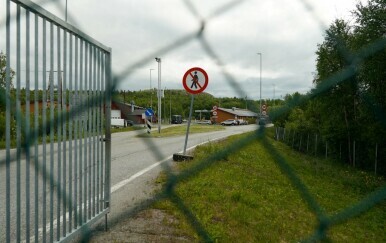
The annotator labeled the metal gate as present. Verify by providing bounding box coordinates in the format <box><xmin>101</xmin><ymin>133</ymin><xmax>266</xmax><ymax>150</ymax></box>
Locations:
<box><xmin>1</xmin><ymin>0</ymin><xmax>111</xmax><ymax>242</ymax></box>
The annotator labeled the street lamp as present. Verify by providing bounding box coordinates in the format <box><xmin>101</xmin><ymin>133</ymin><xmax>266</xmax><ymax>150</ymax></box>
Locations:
<box><xmin>155</xmin><ymin>57</ymin><xmax>161</xmax><ymax>133</ymax></box>
<box><xmin>257</xmin><ymin>53</ymin><xmax>262</xmax><ymax>116</ymax></box>
<box><xmin>149</xmin><ymin>68</ymin><xmax>154</xmax><ymax>108</ymax></box>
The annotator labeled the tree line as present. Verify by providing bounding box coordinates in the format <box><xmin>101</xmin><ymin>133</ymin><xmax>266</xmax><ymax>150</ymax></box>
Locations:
<box><xmin>113</xmin><ymin>89</ymin><xmax>283</xmax><ymax>121</ymax></box>
<box><xmin>273</xmin><ymin>0</ymin><xmax>386</xmax><ymax>175</ymax></box>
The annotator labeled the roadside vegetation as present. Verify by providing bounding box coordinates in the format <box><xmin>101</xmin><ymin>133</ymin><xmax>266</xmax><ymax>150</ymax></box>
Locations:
<box><xmin>111</xmin><ymin>125</ymin><xmax>144</xmax><ymax>134</ymax></box>
<box><xmin>272</xmin><ymin>0</ymin><xmax>386</xmax><ymax>175</ymax></box>
<box><xmin>153</xmin><ymin>128</ymin><xmax>386</xmax><ymax>242</ymax></box>
<box><xmin>138</xmin><ymin>124</ymin><xmax>225</xmax><ymax>138</ymax></box>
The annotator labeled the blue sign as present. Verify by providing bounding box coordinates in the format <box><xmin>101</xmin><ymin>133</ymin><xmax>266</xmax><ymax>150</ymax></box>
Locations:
<box><xmin>145</xmin><ymin>108</ymin><xmax>154</xmax><ymax>117</ymax></box>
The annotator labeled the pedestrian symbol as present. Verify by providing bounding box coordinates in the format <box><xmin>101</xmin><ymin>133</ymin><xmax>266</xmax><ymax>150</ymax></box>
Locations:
<box><xmin>191</xmin><ymin>71</ymin><xmax>199</xmax><ymax>89</ymax></box>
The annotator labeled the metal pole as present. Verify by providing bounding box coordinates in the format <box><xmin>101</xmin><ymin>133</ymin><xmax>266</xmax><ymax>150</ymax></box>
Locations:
<box><xmin>183</xmin><ymin>95</ymin><xmax>195</xmax><ymax>155</ymax></box>
<box><xmin>164</xmin><ymin>87</ymin><xmax>166</xmax><ymax>123</ymax></box>
<box><xmin>149</xmin><ymin>68</ymin><xmax>154</xmax><ymax>108</ymax></box>
<box><xmin>257</xmin><ymin>53</ymin><xmax>262</xmax><ymax>115</ymax></box>
<box><xmin>65</xmin><ymin>0</ymin><xmax>68</xmax><ymax>22</ymax></box>
<box><xmin>155</xmin><ymin>57</ymin><xmax>161</xmax><ymax>133</ymax></box>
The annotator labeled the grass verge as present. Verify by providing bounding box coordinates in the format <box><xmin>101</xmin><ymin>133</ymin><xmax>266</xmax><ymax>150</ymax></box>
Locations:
<box><xmin>153</xmin><ymin>128</ymin><xmax>386</xmax><ymax>242</ymax></box>
<box><xmin>138</xmin><ymin>124</ymin><xmax>225</xmax><ymax>138</ymax></box>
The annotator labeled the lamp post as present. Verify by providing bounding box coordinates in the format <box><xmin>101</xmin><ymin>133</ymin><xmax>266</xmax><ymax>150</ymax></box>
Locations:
<box><xmin>257</xmin><ymin>53</ymin><xmax>262</xmax><ymax>116</ymax></box>
<box><xmin>155</xmin><ymin>57</ymin><xmax>161</xmax><ymax>133</ymax></box>
<box><xmin>149</xmin><ymin>68</ymin><xmax>154</xmax><ymax>108</ymax></box>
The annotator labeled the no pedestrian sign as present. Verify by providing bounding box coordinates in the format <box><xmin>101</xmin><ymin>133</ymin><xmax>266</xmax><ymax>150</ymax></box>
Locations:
<box><xmin>182</xmin><ymin>67</ymin><xmax>209</xmax><ymax>95</ymax></box>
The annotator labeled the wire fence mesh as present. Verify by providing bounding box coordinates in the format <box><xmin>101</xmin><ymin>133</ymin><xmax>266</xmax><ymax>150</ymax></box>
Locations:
<box><xmin>1</xmin><ymin>0</ymin><xmax>386</xmax><ymax>242</ymax></box>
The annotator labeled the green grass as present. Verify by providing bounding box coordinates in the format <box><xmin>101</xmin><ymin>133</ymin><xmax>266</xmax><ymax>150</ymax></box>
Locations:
<box><xmin>111</xmin><ymin>125</ymin><xmax>145</xmax><ymax>134</ymax></box>
<box><xmin>154</xmin><ymin>128</ymin><xmax>386</xmax><ymax>242</ymax></box>
<box><xmin>138</xmin><ymin>124</ymin><xmax>225</xmax><ymax>138</ymax></box>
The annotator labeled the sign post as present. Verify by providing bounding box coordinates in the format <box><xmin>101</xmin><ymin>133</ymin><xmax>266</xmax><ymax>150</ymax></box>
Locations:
<box><xmin>173</xmin><ymin>67</ymin><xmax>209</xmax><ymax>161</ymax></box>
<box><xmin>145</xmin><ymin>108</ymin><xmax>154</xmax><ymax>134</ymax></box>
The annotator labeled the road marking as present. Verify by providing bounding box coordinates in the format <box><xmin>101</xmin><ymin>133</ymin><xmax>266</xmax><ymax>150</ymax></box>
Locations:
<box><xmin>111</xmin><ymin>135</ymin><xmax>229</xmax><ymax>193</ymax></box>
<box><xmin>31</xmin><ymin>134</ymin><xmax>233</xmax><ymax>242</ymax></box>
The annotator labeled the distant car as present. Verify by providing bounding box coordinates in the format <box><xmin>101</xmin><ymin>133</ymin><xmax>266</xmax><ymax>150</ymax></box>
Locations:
<box><xmin>197</xmin><ymin>120</ymin><xmax>212</xmax><ymax>125</ymax></box>
<box><xmin>171</xmin><ymin>115</ymin><xmax>183</xmax><ymax>124</ymax></box>
<box><xmin>125</xmin><ymin>120</ymin><xmax>134</xmax><ymax>126</ymax></box>
<box><xmin>221</xmin><ymin>119</ymin><xmax>238</xmax><ymax>126</ymax></box>
<box><xmin>237</xmin><ymin>119</ymin><xmax>248</xmax><ymax>125</ymax></box>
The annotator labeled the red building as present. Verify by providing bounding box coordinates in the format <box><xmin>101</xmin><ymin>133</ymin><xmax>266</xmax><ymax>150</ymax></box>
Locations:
<box><xmin>212</xmin><ymin>107</ymin><xmax>258</xmax><ymax>124</ymax></box>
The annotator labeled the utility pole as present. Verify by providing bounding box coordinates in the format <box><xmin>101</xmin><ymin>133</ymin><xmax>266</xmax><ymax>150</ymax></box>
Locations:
<box><xmin>155</xmin><ymin>57</ymin><xmax>161</xmax><ymax>133</ymax></box>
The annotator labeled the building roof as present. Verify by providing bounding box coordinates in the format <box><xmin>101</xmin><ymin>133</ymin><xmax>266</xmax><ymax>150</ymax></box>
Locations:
<box><xmin>217</xmin><ymin>107</ymin><xmax>258</xmax><ymax>117</ymax></box>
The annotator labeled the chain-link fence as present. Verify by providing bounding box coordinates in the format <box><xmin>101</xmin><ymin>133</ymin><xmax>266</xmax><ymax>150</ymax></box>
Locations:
<box><xmin>1</xmin><ymin>0</ymin><xmax>386</xmax><ymax>242</ymax></box>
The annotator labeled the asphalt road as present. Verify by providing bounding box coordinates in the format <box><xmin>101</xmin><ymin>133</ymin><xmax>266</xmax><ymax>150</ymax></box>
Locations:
<box><xmin>0</xmin><ymin>124</ymin><xmax>259</xmax><ymax>242</ymax></box>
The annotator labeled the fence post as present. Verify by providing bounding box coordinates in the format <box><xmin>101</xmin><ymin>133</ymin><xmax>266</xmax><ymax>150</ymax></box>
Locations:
<box><xmin>307</xmin><ymin>133</ymin><xmax>309</xmax><ymax>153</ymax></box>
<box><xmin>299</xmin><ymin>135</ymin><xmax>302</xmax><ymax>152</ymax></box>
<box><xmin>292</xmin><ymin>131</ymin><xmax>295</xmax><ymax>148</ymax></box>
<box><xmin>325</xmin><ymin>141</ymin><xmax>328</xmax><ymax>159</ymax></box>
<box><xmin>375</xmin><ymin>143</ymin><xmax>378</xmax><ymax>175</ymax></box>
<box><xmin>353</xmin><ymin>141</ymin><xmax>356</xmax><ymax>167</ymax></box>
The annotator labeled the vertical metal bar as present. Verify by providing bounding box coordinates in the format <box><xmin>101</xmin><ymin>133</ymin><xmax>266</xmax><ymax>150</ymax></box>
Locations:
<box><xmin>68</xmin><ymin>33</ymin><xmax>73</xmax><ymax>232</ymax></box>
<box><xmin>79</xmin><ymin>39</ymin><xmax>83</xmax><ymax>226</ymax></box>
<box><xmin>96</xmin><ymin>49</ymin><xmax>101</xmax><ymax>213</ymax></box>
<box><xmin>104</xmin><ymin>50</ymin><xmax>112</xmax><ymax>227</ymax></box>
<box><xmin>74</xmin><ymin>37</ymin><xmax>79</xmax><ymax>228</ymax></box>
<box><xmin>63</xmin><ymin>29</ymin><xmax>68</xmax><ymax>237</ymax></box>
<box><xmin>49</xmin><ymin>21</ymin><xmax>54</xmax><ymax>243</ymax></box>
<box><xmin>88</xmin><ymin>43</ymin><xmax>92</xmax><ymax>220</ymax></box>
<box><xmin>6</xmin><ymin>1</ymin><xmax>11</xmax><ymax>242</ymax></box>
<box><xmin>25</xmin><ymin>10</ymin><xmax>31</xmax><ymax>243</ymax></box>
<box><xmin>100</xmin><ymin>52</ymin><xmax>105</xmax><ymax>213</ymax></box>
<box><xmin>34</xmin><ymin>13</ymin><xmax>40</xmax><ymax>243</ymax></box>
<box><xmin>42</xmin><ymin>18</ymin><xmax>47</xmax><ymax>243</ymax></box>
<box><xmin>16</xmin><ymin>5</ymin><xmax>22</xmax><ymax>243</ymax></box>
<box><xmin>56</xmin><ymin>25</ymin><xmax>62</xmax><ymax>241</ymax></box>
<box><xmin>92</xmin><ymin>46</ymin><xmax>97</xmax><ymax>217</ymax></box>
<box><xmin>84</xmin><ymin>42</ymin><xmax>88</xmax><ymax>223</ymax></box>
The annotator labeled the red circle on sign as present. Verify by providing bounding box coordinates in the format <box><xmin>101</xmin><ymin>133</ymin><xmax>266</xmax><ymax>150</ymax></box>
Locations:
<box><xmin>182</xmin><ymin>67</ymin><xmax>209</xmax><ymax>95</ymax></box>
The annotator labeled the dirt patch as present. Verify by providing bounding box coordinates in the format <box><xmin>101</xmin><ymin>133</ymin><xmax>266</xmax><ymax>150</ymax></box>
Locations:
<box><xmin>89</xmin><ymin>208</ymin><xmax>193</xmax><ymax>243</ymax></box>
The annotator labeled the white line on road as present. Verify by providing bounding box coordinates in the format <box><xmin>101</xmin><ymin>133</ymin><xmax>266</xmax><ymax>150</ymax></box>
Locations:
<box><xmin>111</xmin><ymin>135</ymin><xmax>229</xmax><ymax>193</ymax></box>
<box><xmin>32</xmin><ymin>134</ymin><xmax>231</xmax><ymax>242</ymax></box>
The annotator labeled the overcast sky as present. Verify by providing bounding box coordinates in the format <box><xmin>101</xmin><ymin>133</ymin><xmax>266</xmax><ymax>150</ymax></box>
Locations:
<box><xmin>1</xmin><ymin>0</ymin><xmax>361</xmax><ymax>100</ymax></box>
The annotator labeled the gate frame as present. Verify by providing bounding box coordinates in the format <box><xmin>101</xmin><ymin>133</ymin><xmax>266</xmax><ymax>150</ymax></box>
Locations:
<box><xmin>5</xmin><ymin>0</ymin><xmax>112</xmax><ymax>242</ymax></box>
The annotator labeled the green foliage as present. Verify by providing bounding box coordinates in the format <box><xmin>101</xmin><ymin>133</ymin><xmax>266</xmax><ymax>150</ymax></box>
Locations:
<box><xmin>154</xmin><ymin>131</ymin><xmax>386</xmax><ymax>242</ymax></box>
<box><xmin>275</xmin><ymin>0</ymin><xmax>386</xmax><ymax>174</ymax></box>
<box><xmin>113</xmin><ymin>89</ymin><xmax>282</xmax><ymax>121</ymax></box>
<box><xmin>0</xmin><ymin>51</ymin><xmax>15</xmax><ymax>90</ymax></box>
